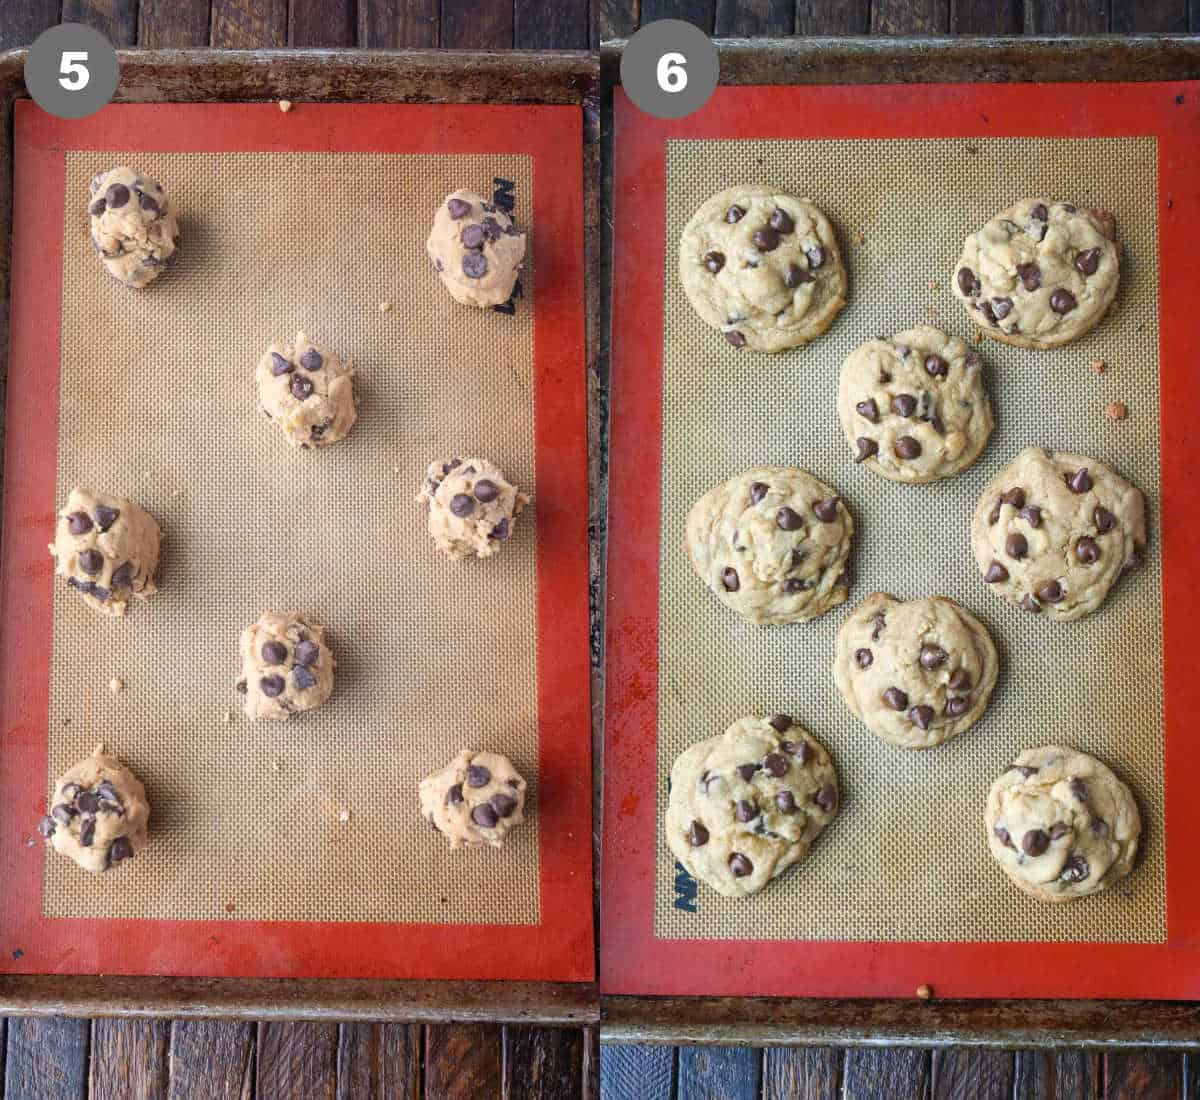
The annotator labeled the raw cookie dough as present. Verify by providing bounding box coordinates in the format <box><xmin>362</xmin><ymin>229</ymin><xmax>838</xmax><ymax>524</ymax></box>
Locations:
<box><xmin>88</xmin><ymin>166</ymin><xmax>179</xmax><ymax>288</ymax></box>
<box><xmin>38</xmin><ymin>745</ymin><xmax>150</xmax><ymax>875</ymax></box>
<box><xmin>837</xmin><ymin>324</ymin><xmax>993</xmax><ymax>483</ymax></box>
<box><xmin>685</xmin><ymin>466</ymin><xmax>853</xmax><ymax>625</ymax></box>
<box><xmin>419</xmin><ymin>749</ymin><xmax>527</xmax><ymax>850</ymax></box>
<box><xmin>679</xmin><ymin>185</ymin><xmax>847</xmax><ymax>354</ymax></box>
<box><xmin>986</xmin><ymin>745</ymin><xmax>1140</xmax><ymax>903</ymax></box>
<box><xmin>49</xmin><ymin>488</ymin><xmax>160</xmax><ymax>617</ymax></box>
<box><xmin>971</xmin><ymin>446</ymin><xmax>1146</xmax><ymax>622</ymax></box>
<box><xmin>237</xmin><ymin>611</ymin><xmax>335</xmax><ymax>720</ymax></box>
<box><xmin>665</xmin><ymin>715</ymin><xmax>839</xmax><ymax>898</ymax></box>
<box><xmin>256</xmin><ymin>333</ymin><xmax>357</xmax><ymax>449</ymax></box>
<box><xmin>952</xmin><ymin>198</ymin><xmax>1119</xmax><ymax>349</ymax></box>
<box><xmin>426</xmin><ymin>190</ymin><xmax>526</xmax><ymax>309</ymax></box>
<box><xmin>416</xmin><ymin>457</ymin><xmax>530</xmax><ymax>561</ymax></box>
<box><xmin>833</xmin><ymin>593</ymin><xmax>999</xmax><ymax>750</ymax></box>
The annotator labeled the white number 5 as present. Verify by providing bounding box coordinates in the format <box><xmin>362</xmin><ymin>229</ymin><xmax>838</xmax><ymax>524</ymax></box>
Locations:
<box><xmin>656</xmin><ymin>52</ymin><xmax>688</xmax><ymax>94</ymax></box>
<box><xmin>59</xmin><ymin>51</ymin><xmax>90</xmax><ymax>91</ymax></box>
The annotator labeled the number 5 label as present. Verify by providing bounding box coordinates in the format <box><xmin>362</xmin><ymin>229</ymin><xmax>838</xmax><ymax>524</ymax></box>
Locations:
<box><xmin>657</xmin><ymin>52</ymin><xmax>688</xmax><ymax>94</ymax></box>
<box><xmin>25</xmin><ymin>24</ymin><xmax>118</xmax><ymax>119</ymax></box>
<box><xmin>59</xmin><ymin>51</ymin><xmax>90</xmax><ymax>91</ymax></box>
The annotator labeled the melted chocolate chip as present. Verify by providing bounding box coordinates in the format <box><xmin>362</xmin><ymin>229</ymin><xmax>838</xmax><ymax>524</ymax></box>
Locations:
<box><xmin>891</xmin><ymin>393</ymin><xmax>917</xmax><ymax>418</ymax></box>
<box><xmin>855</xmin><ymin>437</ymin><xmax>879</xmax><ymax>462</ymax></box>
<box><xmin>51</xmin><ymin>804</ymin><xmax>74</xmax><ymax>825</ymax></box>
<box><xmin>991</xmin><ymin>297</ymin><xmax>1014</xmax><ymax>321</ymax></box>
<box><xmin>260</xmin><ymin>675</ymin><xmax>285</xmax><ymax>697</ymax></box>
<box><xmin>764</xmin><ymin>753</ymin><xmax>788</xmax><ymax>778</ymax></box>
<box><xmin>1074</xmin><ymin>248</ymin><xmax>1101</xmax><ymax>276</ymax></box>
<box><xmin>855</xmin><ymin>648</ymin><xmax>873</xmax><ymax>669</ymax></box>
<box><xmin>729</xmin><ymin>853</ymin><xmax>754</xmax><ymax>877</ymax></box>
<box><xmin>79</xmin><ymin>818</ymin><xmax>96</xmax><ymax>847</ymax></box>
<box><xmin>945</xmin><ymin>696</ymin><xmax>969</xmax><ymax>717</ymax></box>
<box><xmin>814</xmin><ymin>784</ymin><xmax>837</xmax><ymax>811</ymax></box>
<box><xmin>724</xmin><ymin>330</ymin><xmax>746</xmax><ymax>349</ymax></box>
<box><xmin>784</xmin><ymin>263</ymin><xmax>813</xmax><ymax>288</ymax></box>
<box><xmin>856</xmin><ymin>399</ymin><xmax>879</xmax><ymax>423</ymax></box>
<box><xmin>979</xmin><ymin>300</ymin><xmax>997</xmax><ymax>325</ymax></box>
<box><xmin>1031</xmin><ymin>203</ymin><xmax>1049</xmax><ymax>221</ymax></box>
<box><xmin>984</xmin><ymin>560</ymin><xmax>1009</xmax><ymax>583</ymax></box>
<box><xmin>924</xmin><ymin>354</ymin><xmax>948</xmax><ymax>379</ymax></box>
<box><xmin>1068</xmin><ymin>470</ymin><xmax>1092</xmax><ymax>496</ymax></box>
<box><xmin>775</xmin><ymin>790</ymin><xmax>797</xmax><ymax>814</ymax></box>
<box><xmin>490</xmin><ymin>517</ymin><xmax>511</xmax><ymax>540</ymax></box>
<box><xmin>704</xmin><ymin>251</ymin><xmax>725</xmax><ymax>274</ymax></box>
<box><xmin>1036</xmin><ymin>580</ymin><xmax>1064</xmax><ymax>603</ymax></box>
<box><xmin>957</xmin><ymin>267</ymin><xmax>978</xmax><ymax>295</ymax></box>
<box><xmin>948</xmin><ymin>668</ymin><xmax>972</xmax><ymax>692</ymax></box>
<box><xmin>1021</xmin><ymin>594</ymin><xmax>1042</xmax><ymax>613</ymax></box>
<box><xmin>783</xmin><ymin>740</ymin><xmax>812</xmax><ymax>764</ymax></box>
<box><xmin>1022</xmin><ymin>828</ymin><xmax>1049</xmax><ymax>856</ymax></box>
<box><xmin>110</xmin><ymin>562</ymin><xmax>133</xmax><ymax>589</ymax></box>
<box><xmin>1076</xmin><ymin>537</ymin><xmax>1101</xmax><ymax>564</ymax></box>
<box><xmin>806</xmin><ymin>246</ymin><xmax>825</xmax><ymax>269</ymax></box>
<box><xmin>994</xmin><ymin>825</ymin><xmax>1015</xmax><ymax>849</ymax></box>
<box><xmin>813</xmin><ymin>497</ymin><xmax>839</xmax><ymax>523</ymax></box>
<box><xmin>753</xmin><ymin>227</ymin><xmax>781</xmax><ymax>251</ymax></box>
<box><xmin>721</xmin><ymin>567</ymin><xmax>739</xmax><ymax>592</ymax></box>
<box><xmin>1004</xmin><ymin>488</ymin><xmax>1027</xmax><ymax>508</ymax></box>
<box><xmin>67</xmin><ymin>511</ymin><xmax>92</xmax><ymax>535</ymax></box>
<box><xmin>725</xmin><ymin>205</ymin><xmax>745</xmax><ymax>223</ymax></box>
<box><xmin>734</xmin><ymin>799</ymin><xmax>758</xmax><ymax>822</ymax></box>
<box><xmin>919</xmin><ymin>644</ymin><xmax>947</xmax><ymax>670</ymax></box>
<box><xmin>1060</xmin><ymin>855</ymin><xmax>1089</xmax><ymax>883</ymax></box>
<box><xmin>446</xmin><ymin>784</ymin><xmax>464</xmax><ymax>805</ymax></box>
<box><xmin>1070</xmin><ymin>778</ymin><xmax>1088</xmax><ymax>802</ymax></box>
<box><xmin>909</xmin><ymin>705</ymin><xmax>934</xmax><ymax>730</ymax></box>
<box><xmin>1050</xmin><ymin>822</ymin><xmax>1071</xmax><ymax>840</ymax></box>
<box><xmin>1094</xmin><ymin>507</ymin><xmax>1116</xmax><ymax>533</ymax></box>
<box><xmin>109</xmin><ymin>835</ymin><xmax>134</xmax><ymax>865</ymax></box>
<box><xmin>750</xmin><ymin>482</ymin><xmax>768</xmax><ymax>505</ymax></box>
<box><xmin>882</xmin><ymin>687</ymin><xmax>909</xmax><ymax>711</ymax></box>
<box><xmin>1019</xmin><ymin>505</ymin><xmax>1042</xmax><ymax>528</ymax></box>
<box><xmin>736</xmin><ymin>764</ymin><xmax>758</xmax><ymax>782</ymax></box>
<box><xmin>1050</xmin><ymin>289</ymin><xmax>1077</xmax><ymax>314</ymax></box>
<box><xmin>1006</xmin><ymin>532</ymin><xmax>1028</xmax><ymax>560</ymax></box>
<box><xmin>1016</xmin><ymin>262</ymin><xmax>1042</xmax><ymax>291</ymax></box>
<box><xmin>894</xmin><ymin>437</ymin><xmax>921</xmax><ymax>460</ymax></box>
<box><xmin>776</xmin><ymin>506</ymin><xmax>803</xmax><ymax>531</ymax></box>
<box><xmin>768</xmin><ymin>714</ymin><xmax>793</xmax><ymax>732</ymax></box>
<box><xmin>769</xmin><ymin>208</ymin><xmax>795</xmax><ymax>234</ymax></box>
<box><xmin>689</xmin><ymin>821</ymin><xmax>709</xmax><ymax>846</ymax></box>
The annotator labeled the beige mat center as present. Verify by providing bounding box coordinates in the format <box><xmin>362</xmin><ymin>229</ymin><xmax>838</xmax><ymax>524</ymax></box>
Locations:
<box><xmin>655</xmin><ymin>136</ymin><xmax>1163</xmax><ymax>943</ymax></box>
<box><xmin>46</xmin><ymin>150</ymin><xmax>539</xmax><ymax>924</ymax></box>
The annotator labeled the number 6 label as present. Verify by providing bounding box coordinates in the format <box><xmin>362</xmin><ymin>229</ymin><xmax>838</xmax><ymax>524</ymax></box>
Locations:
<box><xmin>25</xmin><ymin>24</ymin><xmax>119</xmax><ymax>120</ymax></box>
<box><xmin>59</xmin><ymin>51</ymin><xmax>90</xmax><ymax>92</ymax></box>
<box><xmin>621</xmin><ymin>20</ymin><xmax>719</xmax><ymax>121</ymax></box>
<box><xmin>657</xmin><ymin>52</ymin><xmax>688</xmax><ymax>94</ymax></box>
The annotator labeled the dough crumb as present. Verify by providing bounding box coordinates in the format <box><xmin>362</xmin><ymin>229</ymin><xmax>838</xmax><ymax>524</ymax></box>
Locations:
<box><xmin>927</xmin><ymin>279</ymin><xmax>941</xmax><ymax>290</ymax></box>
<box><xmin>223</xmin><ymin>707</ymin><xmax>234</xmax><ymax>724</ymax></box>
<box><xmin>271</xmin><ymin>758</ymin><xmax>281</xmax><ymax>772</ymax></box>
<box><xmin>851</xmin><ymin>230</ymin><xmax>866</xmax><ymax>245</ymax></box>
<box><xmin>108</xmin><ymin>677</ymin><xmax>123</xmax><ymax>694</ymax></box>
<box><xmin>279</xmin><ymin>100</ymin><xmax>292</xmax><ymax>113</ymax></box>
<box><xmin>916</xmin><ymin>984</ymin><xmax>933</xmax><ymax>1000</ymax></box>
<box><xmin>338</xmin><ymin>809</ymin><xmax>351</xmax><ymax>823</ymax></box>
<box><xmin>1092</xmin><ymin>358</ymin><xmax>1106</xmax><ymax>374</ymax></box>
<box><xmin>379</xmin><ymin>301</ymin><xmax>392</xmax><ymax>312</ymax></box>
<box><xmin>1105</xmin><ymin>401</ymin><xmax>1128</xmax><ymax>421</ymax></box>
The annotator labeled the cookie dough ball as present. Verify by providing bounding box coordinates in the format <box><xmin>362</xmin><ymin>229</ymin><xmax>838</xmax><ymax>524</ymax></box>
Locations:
<box><xmin>49</xmin><ymin>488</ymin><xmax>160</xmax><ymax>617</ymax></box>
<box><xmin>666</xmin><ymin>715</ymin><xmax>839</xmax><ymax>898</ymax></box>
<box><xmin>426</xmin><ymin>190</ymin><xmax>526</xmax><ymax>308</ymax></box>
<box><xmin>986</xmin><ymin>746</ymin><xmax>1140</xmax><ymax>903</ymax></box>
<box><xmin>834</xmin><ymin>593</ymin><xmax>999</xmax><ymax>750</ymax></box>
<box><xmin>686</xmin><ymin>466</ymin><xmax>853</xmax><ymax>625</ymax></box>
<box><xmin>838</xmin><ymin>324</ymin><xmax>993</xmax><ymax>483</ymax></box>
<box><xmin>256</xmin><ymin>333</ymin><xmax>357</xmax><ymax>449</ymax></box>
<box><xmin>419</xmin><ymin>749</ymin><xmax>527</xmax><ymax>850</ymax></box>
<box><xmin>972</xmin><ymin>446</ymin><xmax>1146</xmax><ymax>622</ymax></box>
<box><xmin>38</xmin><ymin>745</ymin><xmax>149</xmax><ymax>875</ymax></box>
<box><xmin>952</xmin><ymin>198</ymin><xmax>1119</xmax><ymax>349</ymax></box>
<box><xmin>88</xmin><ymin>167</ymin><xmax>179</xmax><ymax>288</ymax></box>
<box><xmin>679</xmin><ymin>186</ymin><xmax>847</xmax><ymax>354</ymax></box>
<box><xmin>416</xmin><ymin>457</ymin><xmax>530</xmax><ymax>561</ymax></box>
<box><xmin>237</xmin><ymin>611</ymin><xmax>335</xmax><ymax>720</ymax></box>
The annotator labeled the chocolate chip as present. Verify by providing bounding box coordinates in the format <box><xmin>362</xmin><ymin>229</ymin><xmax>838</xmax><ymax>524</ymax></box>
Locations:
<box><xmin>67</xmin><ymin>511</ymin><xmax>93</xmax><ymax>536</ymax></box>
<box><xmin>991</xmin><ymin>297</ymin><xmax>1013</xmax><ymax>320</ymax></box>
<box><xmin>855</xmin><ymin>437</ymin><xmax>878</xmax><ymax>462</ymax></box>
<box><xmin>75</xmin><ymin>791</ymin><xmax>99</xmax><ymax>814</ymax></box>
<box><xmin>945</xmin><ymin>697</ymin><xmax>969</xmax><ymax>717</ymax></box>
<box><xmin>461</xmin><ymin>224</ymin><xmax>485</xmax><ymax>249</ymax></box>
<box><xmin>1022</xmin><ymin>828</ymin><xmax>1049</xmax><ymax>856</ymax></box>
<box><xmin>1066</xmin><ymin>468</ymin><xmax>1091</xmax><ymax>494</ymax></box>
<box><xmin>924</xmin><ymin>354</ymin><xmax>948</xmax><ymax>378</ymax></box>
<box><xmin>1070</xmin><ymin>778</ymin><xmax>1088</xmax><ymax>802</ymax></box>
<box><xmin>292</xmin><ymin>666</ymin><xmax>317</xmax><ymax>690</ymax></box>
<box><xmin>471</xmin><ymin>804</ymin><xmax>499</xmax><ymax>829</ymax></box>
<box><xmin>1094</xmin><ymin>507</ymin><xmax>1116</xmax><ymax>533</ymax></box>
<box><xmin>894</xmin><ymin>436</ymin><xmax>921</xmax><ymax>460</ymax></box>
<box><xmin>490</xmin><ymin>518</ymin><xmax>510</xmax><ymax>540</ymax></box>
<box><xmin>51</xmin><ymin>804</ymin><xmax>74</xmax><ymax>825</ymax></box>
<box><xmin>729</xmin><ymin>853</ymin><xmax>753</xmax><ymax>877</ymax></box>
<box><xmin>260</xmin><ymin>675</ymin><xmax>285</xmax><ymax>697</ymax></box>
<box><xmin>784</xmin><ymin>263</ymin><xmax>813</xmax><ymax>288</ymax></box>
<box><xmin>1037</xmin><ymin>580</ymin><xmax>1064</xmax><ymax>603</ymax></box>
<box><xmin>295</xmin><ymin>640</ymin><xmax>319</xmax><ymax>666</ymax></box>
<box><xmin>462</xmin><ymin>252</ymin><xmax>488</xmax><ymax>278</ymax></box>
<box><xmin>94</xmin><ymin>505</ymin><xmax>120</xmax><ymax>532</ymax></box>
<box><xmin>1061</xmin><ymin>855</ymin><xmax>1089</xmax><ymax>883</ymax></box>
<box><xmin>736</xmin><ymin>764</ymin><xmax>758</xmax><ymax>782</ymax></box>
<box><xmin>490</xmin><ymin>793</ymin><xmax>518</xmax><ymax>818</ymax></box>
<box><xmin>919</xmin><ymin>644</ymin><xmax>947</xmax><ymax>670</ymax></box>
<box><xmin>965</xmin><ymin>351</ymin><xmax>983</xmax><ymax>371</ymax></box>
<box><xmin>814</xmin><ymin>784</ymin><xmax>837</xmax><ymax>811</ymax></box>
<box><xmin>929</xmin><ymin>414</ymin><xmax>946</xmax><ymax>436</ymax></box>
<box><xmin>236</xmin><ymin>679</ymin><xmax>247</xmax><ymax>693</ymax></box>
<box><xmin>470</xmin><ymin>480</ymin><xmax>500</xmax><ymax>505</ymax></box>
<box><xmin>911</xmin><ymin>705</ymin><xmax>935</xmax><ymax>730</ymax></box>
<box><xmin>1050</xmin><ymin>822</ymin><xmax>1071</xmax><ymax>840</ymax></box>
<box><xmin>106</xmin><ymin>183</ymin><xmax>130</xmax><ymax>208</ymax></box>
<box><xmin>1050</xmin><ymin>289</ymin><xmax>1077</xmax><ymax>314</ymax></box>
<box><xmin>1091</xmin><ymin>818</ymin><xmax>1109</xmax><ymax>837</ymax></box>
<box><xmin>813</xmin><ymin>498</ymin><xmax>839</xmax><ymax>523</ymax></box>
<box><xmin>855</xmin><ymin>648</ymin><xmax>873</xmax><ymax>669</ymax></box>
<box><xmin>721</xmin><ymin>567</ymin><xmax>739</xmax><ymax>592</ymax></box>
<box><xmin>882</xmin><ymin>687</ymin><xmax>909</xmax><ymax>711</ymax></box>
<box><xmin>785</xmin><ymin>577</ymin><xmax>811</xmax><ymax>595</ymax></box>
<box><xmin>769</xmin><ymin>209</ymin><xmax>794</xmax><ymax>234</ymax></box>
<box><xmin>734</xmin><ymin>799</ymin><xmax>758</xmax><ymax>822</ymax></box>
<box><xmin>447</xmin><ymin>197</ymin><xmax>472</xmax><ymax>219</ymax></box>
<box><xmin>1076</xmin><ymin>537</ymin><xmax>1100</xmax><ymax>564</ymax></box>
<box><xmin>871</xmin><ymin>612</ymin><xmax>886</xmax><ymax>641</ymax></box>
<box><xmin>38</xmin><ymin>815</ymin><xmax>55</xmax><ymax>838</ymax></box>
<box><xmin>776</xmin><ymin>506</ymin><xmax>803</xmax><ymax>531</ymax></box>
<box><xmin>79</xmin><ymin>818</ymin><xmax>96</xmax><ymax>847</ymax></box>
<box><xmin>446</xmin><ymin>784</ymin><xmax>464</xmax><ymax>805</ymax></box>
<box><xmin>290</xmin><ymin>374</ymin><xmax>314</xmax><ymax>400</ymax></box>
<box><xmin>775</xmin><ymin>790</ymin><xmax>797</xmax><ymax>814</ymax></box>
<box><xmin>783</xmin><ymin>740</ymin><xmax>812</xmax><ymax>764</ymax></box>
<box><xmin>1016</xmin><ymin>262</ymin><xmax>1041</xmax><ymax>291</ymax></box>
<box><xmin>768</xmin><ymin>714</ymin><xmax>792</xmax><ymax>732</ymax></box>
<box><xmin>91</xmin><ymin>586</ymin><xmax>110</xmax><ymax>601</ymax></box>
<box><xmin>689</xmin><ymin>821</ymin><xmax>709</xmax><ymax>846</ymax></box>
<box><xmin>1006</xmin><ymin>532</ymin><xmax>1028</xmax><ymax>560</ymax></box>
<box><xmin>753</xmin><ymin>227</ymin><xmax>780</xmax><ymax>252</ymax></box>
<box><xmin>78</xmin><ymin>549</ymin><xmax>103</xmax><ymax>575</ymax></box>
<box><xmin>948</xmin><ymin>668</ymin><xmax>972</xmax><ymax>692</ymax></box>
<box><xmin>984</xmin><ymin>560</ymin><xmax>1009</xmax><ymax>583</ymax></box>
<box><xmin>481</xmin><ymin>217</ymin><xmax>502</xmax><ymax>242</ymax></box>
<box><xmin>725</xmin><ymin>205</ymin><xmax>745</xmax><ymax>223</ymax></box>
<box><xmin>1018</xmin><ymin>505</ymin><xmax>1041</xmax><ymax>528</ymax></box>
<box><xmin>89</xmin><ymin>196</ymin><xmax>108</xmax><ymax>217</ymax></box>
<box><xmin>764</xmin><ymin>753</ymin><xmax>788</xmax><ymax>778</ymax></box>
<box><xmin>465</xmin><ymin>764</ymin><xmax>492</xmax><ymax>789</ymax></box>
<box><xmin>261</xmin><ymin>641</ymin><xmax>287</xmax><ymax>665</ymax></box>
<box><xmin>450</xmin><ymin>493</ymin><xmax>475</xmax><ymax>518</ymax></box>
<box><xmin>994</xmin><ymin>825</ymin><xmax>1014</xmax><ymax>849</ymax></box>
<box><xmin>979</xmin><ymin>300</ymin><xmax>997</xmax><ymax>325</ymax></box>
<box><xmin>750</xmin><ymin>482</ymin><xmax>768</xmax><ymax>505</ymax></box>
<box><xmin>110</xmin><ymin>562</ymin><xmax>133</xmax><ymax>589</ymax></box>
<box><xmin>1021</xmin><ymin>594</ymin><xmax>1041</xmax><ymax>613</ymax></box>
<box><xmin>1074</xmin><ymin>248</ymin><xmax>1101</xmax><ymax>276</ymax></box>
<box><xmin>1031</xmin><ymin>203</ymin><xmax>1049</xmax><ymax>221</ymax></box>
<box><xmin>856</xmin><ymin>399</ymin><xmax>879</xmax><ymax>423</ymax></box>
<box><xmin>300</xmin><ymin>348</ymin><xmax>322</xmax><ymax>371</ymax></box>
<box><xmin>724</xmin><ymin>330</ymin><xmax>746</xmax><ymax>349</ymax></box>
<box><xmin>704</xmin><ymin>251</ymin><xmax>725</xmax><ymax>274</ymax></box>
<box><xmin>957</xmin><ymin>267</ymin><xmax>978</xmax><ymax>295</ymax></box>
<box><xmin>806</xmin><ymin>246</ymin><xmax>825</xmax><ymax>268</ymax></box>
<box><xmin>270</xmin><ymin>352</ymin><xmax>293</xmax><ymax>375</ymax></box>
<box><xmin>109</xmin><ymin>836</ymin><xmax>134</xmax><ymax>865</ymax></box>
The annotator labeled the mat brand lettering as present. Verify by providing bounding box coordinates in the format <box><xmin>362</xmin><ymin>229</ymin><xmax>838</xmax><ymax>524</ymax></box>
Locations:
<box><xmin>673</xmin><ymin>860</ymin><xmax>698</xmax><ymax>913</ymax></box>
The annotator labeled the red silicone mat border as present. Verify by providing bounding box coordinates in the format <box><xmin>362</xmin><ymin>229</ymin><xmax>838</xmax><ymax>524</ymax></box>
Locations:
<box><xmin>602</xmin><ymin>81</ymin><xmax>1200</xmax><ymax>999</ymax></box>
<box><xmin>0</xmin><ymin>101</ymin><xmax>593</xmax><ymax>983</ymax></box>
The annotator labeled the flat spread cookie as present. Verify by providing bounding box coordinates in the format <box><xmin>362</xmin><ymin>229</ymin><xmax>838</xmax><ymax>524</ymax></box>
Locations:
<box><xmin>833</xmin><ymin>594</ymin><xmax>999</xmax><ymax>749</ymax></box>
<box><xmin>38</xmin><ymin>745</ymin><xmax>150</xmax><ymax>874</ymax></box>
<box><xmin>952</xmin><ymin>198</ymin><xmax>1119</xmax><ymax>349</ymax></box>
<box><xmin>986</xmin><ymin>745</ymin><xmax>1140</xmax><ymax>903</ymax></box>
<box><xmin>256</xmin><ymin>333</ymin><xmax>357</xmax><ymax>449</ymax></box>
<box><xmin>88</xmin><ymin>166</ymin><xmax>179</xmax><ymax>288</ymax></box>
<box><xmin>971</xmin><ymin>446</ymin><xmax>1146</xmax><ymax>621</ymax></box>
<box><xmin>685</xmin><ymin>466</ymin><xmax>853</xmax><ymax>625</ymax></box>
<box><xmin>420</xmin><ymin>749</ymin><xmax>527</xmax><ymax>850</ymax></box>
<box><xmin>837</xmin><ymin>324</ymin><xmax>993</xmax><ymax>483</ymax></box>
<box><xmin>665</xmin><ymin>715</ymin><xmax>839</xmax><ymax>898</ymax></box>
<box><xmin>416</xmin><ymin>457</ymin><xmax>529</xmax><ymax>561</ymax></box>
<box><xmin>679</xmin><ymin>186</ymin><xmax>847</xmax><ymax>353</ymax></box>
<box><xmin>426</xmin><ymin>189</ymin><xmax>526</xmax><ymax>309</ymax></box>
<box><xmin>49</xmin><ymin>488</ymin><xmax>160</xmax><ymax>617</ymax></box>
<box><xmin>237</xmin><ymin>611</ymin><xmax>335</xmax><ymax>720</ymax></box>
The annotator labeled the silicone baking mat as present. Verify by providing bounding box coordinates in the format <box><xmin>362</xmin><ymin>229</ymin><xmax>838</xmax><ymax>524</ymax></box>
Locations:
<box><xmin>0</xmin><ymin>101</ymin><xmax>591</xmax><ymax>981</ymax></box>
<box><xmin>603</xmin><ymin>82</ymin><xmax>1200</xmax><ymax>999</ymax></box>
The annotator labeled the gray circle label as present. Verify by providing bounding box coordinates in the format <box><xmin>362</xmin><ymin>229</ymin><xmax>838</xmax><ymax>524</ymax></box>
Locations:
<box><xmin>620</xmin><ymin>20</ymin><xmax>719</xmax><ymax>120</ymax></box>
<box><xmin>25</xmin><ymin>24</ymin><xmax>119</xmax><ymax>120</ymax></box>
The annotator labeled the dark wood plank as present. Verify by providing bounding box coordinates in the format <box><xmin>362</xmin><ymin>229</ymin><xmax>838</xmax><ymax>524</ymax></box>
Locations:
<box><xmin>209</xmin><ymin>0</ymin><xmax>287</xmax><ymax>47</ymax></box>
<box><xmin>795</xmin><ymin>0</ymin><xmax>868</xmax><ymax>33</ymax></box>
<box><xmin>289</xmin><ymin>0</ymin><xmax>354</xmax><ymax>46</ymax></box>
<box><xmin>441</xmin><ymin>0</ymin><xmax>514</xmax><ymax>48</ymax></box>
<box><xmin>1023</xmin><ymin>0</ymin><xmax>1109</xmax><ymax>33</ymax></box>
<box><xmin>256</xmin><ymin>1022</ymin><xmax>338</xmax><ymax>1100</ymax></box>
<box><xmin>502</xmin><ymin>1026</ymin><xmax>583</xmax><ymax>1099</ymax></box>
<box><xmin>61</xmin><ymin>0</ymin><xmax>138</xmax><ymax>45</ymax></box>
<box><xmin>1112</xmin><ymin>0</ymin><xmax>1189</xmax><ymax>32</ymax></box>
<box><xmin>138</xmin><ymin>0</ymin><xmax>211</xmax><ymax>45</ymax></box>
<box><xmin>335</xmin><ymin>1023</ymin><xmax>419</xmax><ymax>1100</ymax></box>
<box><xmin>1186</xmin><ymin>1052</ymin><xmax>1200</xmax><ymax>1100</ymax></box>
<box><xmin>169</xmin><ymin>1021</ymin><xmax>255</xmax><ymax>1100</ymax></box>
<box><xmin>764</xmin><ymin>1047</ymin><xmax>842</xmax><ymax>1099</ymax></box>
<box><xmin>677</xmin><ymin>1046</ymin><xmax>762</xmax><ymax>1099</ymax></box>
<box><xmin>1013</xmin><ymin>1049</ymin><xmax>1101</xmax><ymax>1099</ymax></box>
<box><xmin>515</xmin><ymin>0</ymin><xmax>591</xmax><ymax>48</ymax></box>
<box><xmin>0</xmin><ymin>0</ymin><xmax>60</xmax><ymax>49</ymax></box>
<box><xmin>871</xmin><ymin>0</ymin><xmax>949</xmax><ymax>33</ymax></box>
<box><xmin>424</xmin><ymin>1024</ymin><xmax>503</xmax><ymax>1100</ymax></box>
<box><xmin>951</xmin><ymin>0</ymin><xmax>1022</xmax><ymax>34</ymax></box>
<box><xmin>597</xmin><ymin>0</ymin><xmax>637</xmax><ymax>37</ymax></box>
<box><xmin>932</xmin><ymin>1049</ymin><xmax>1014</xmax><ymax>1100</ymax></box>
<box><xmin>583</xmin><ymin>1028</ymin><xmax>600</xmax><ymax>1100</ymax></box>
<box><xmin>715</xmin><ymin>0</ymin><xmax>793</xmax><ymax>35</ymax></box>
<box><xmin>359</xmin><ymin>0</ymin><xmax>438</xmax><ymax>48</ymax></box>
<box><xmin>599</xmin><ymin>1045</ymin><xmax>673</xmax><ymax>1100</ymax></box>
<box><xmin>1105</xmin><ymin>1051</ymin><xmax>1185</xmax><ymax>1099</ymax></box>
<box><xmin>3</xmin><ymin>1016</ymin><xmax>89</xmax><ymax>1100</ymax></box>
<box><xmin>90</xmin><ymin>1019</ymin><xmax>170</xmax><ymax>1100</ymax></box>
<box><xmin>844</xmin><ymin>1049</ymin><xmax>931</xmax><ymax>1100</ymax></box>
<box><xmin>641</xmin><ymin>0</ymin><xmax>713</xmax><ymax>33</ymax></box>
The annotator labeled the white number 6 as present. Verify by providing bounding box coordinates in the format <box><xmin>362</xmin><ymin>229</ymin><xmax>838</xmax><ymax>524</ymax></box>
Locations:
<box><xmin>59</xmin><ymin>51</ymin><xmax>90</xmax><ymax>92</ymax></box>
<box><xmin>656</xmin><ymin>52</ymin><xmax>688</xmax><ymax>94</ymax></box>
